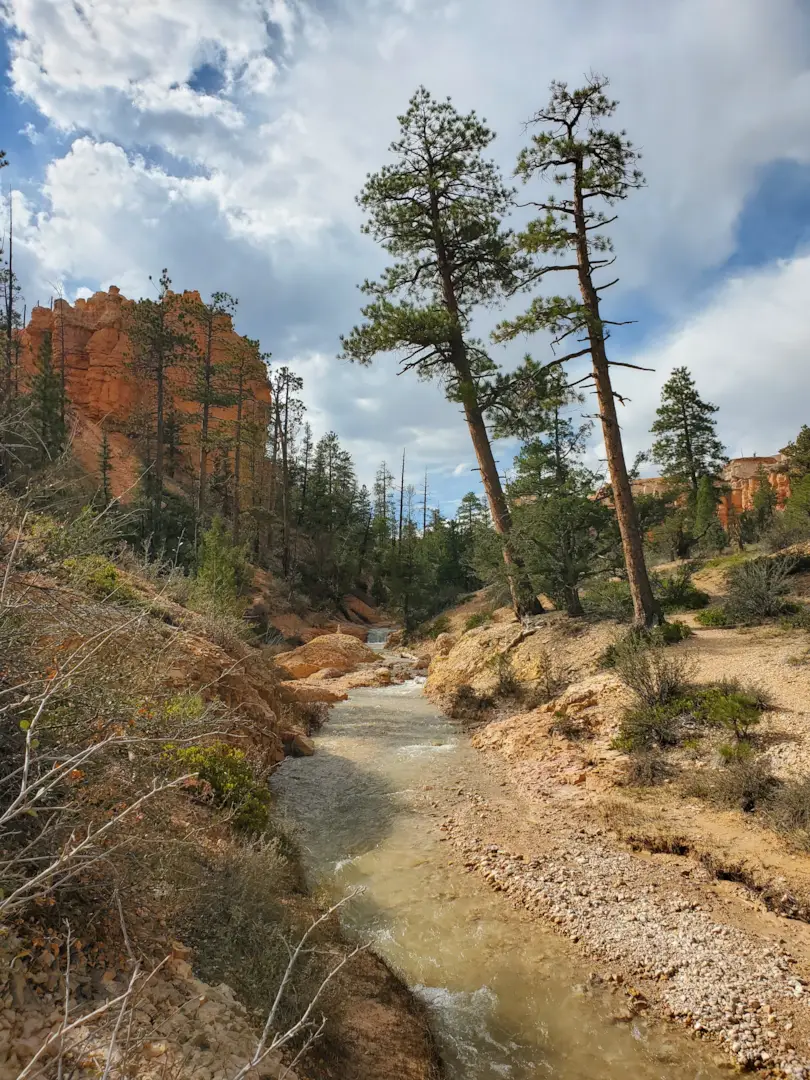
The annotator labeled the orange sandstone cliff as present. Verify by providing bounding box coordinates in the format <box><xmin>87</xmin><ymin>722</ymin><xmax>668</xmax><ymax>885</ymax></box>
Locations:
<box><xmin>19</xmin><ymin>286</ymin><xmax>271</xmax><ymax>497</ymax></box>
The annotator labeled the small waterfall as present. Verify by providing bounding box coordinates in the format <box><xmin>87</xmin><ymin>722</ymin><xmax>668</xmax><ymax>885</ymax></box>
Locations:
<box><xmin>366</xmin><ymin>627</ymin><xmax>393</xmax><ymax>651</ymax></box>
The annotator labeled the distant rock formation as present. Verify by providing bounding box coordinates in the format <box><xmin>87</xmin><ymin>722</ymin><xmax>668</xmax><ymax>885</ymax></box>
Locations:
<box><xmin>629</xmin><ymin>456</ymin><xmax>791</xmax><ymax>525</ymax></box>
<box><xmin>18</xmin><ymin>286</ymin><xmax>271</xmax><ymax>496</ymax></box>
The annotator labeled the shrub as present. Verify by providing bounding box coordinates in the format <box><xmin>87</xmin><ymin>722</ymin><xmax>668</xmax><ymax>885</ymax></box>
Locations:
<box><xmin>780</xmin><ymin>606</ymin><xmax>810</xmax><ymax>631</ymax></box>
<box><xmin>183</xmin><ymin>838</ymin><xmax>337</xmax><ymax>1030</ymax></box>
<box><xmin>622</xmin><ymin>750</ymin><xmax>674</xmax><ymax>787</ymax></box>
<box><xmin>423</xmin><ymin>614</ymin><xmax>451</xmax><ymax>640</ymax></box>
<box><xmin>696</xmin><ymin>606</ymin><xmax>734</xmax><ymax>628</ymax></box>
<box><xmin>686</xmin><ymin>757</ymin><xmax>779</xmax><ymax>813</ymax></box>
<box><xmin>612</xmin><ymin>632</ymin><xmax>696</xmax><ymax>707</ymax></box>
<box><xmin>192</xmin><ymin>517</ymin><xmax>251</xmax><ymax>614</ymax></box>
<box><xmin>582</xmin><ymin>578</ymin><xmax>634</xmax><ymax>622</ymax></box>
<box><xmin>447</xmin><ymin>683</ymin><xmax>493</xmax><ymax>722</ymax></box>
<box><xmin>653</xmin><ymin>565</ymin><xmax>710</xmax><ymax>612</ymax></box>
<box><xmin>616</xmin><ymin>701</ymin><xmax>690</xmax><ymax>751</ymax></box>
<box><xmin>702</xmin><ymin>687</ymin><xmax>761</xmax><ymax>742</ymax></box>
<box><xmin>464</xmin><ymin>611</ymin><xmax>493</xmax><ymax>631</ymax></box>
<box><xmin>62</xmin><ymin>554</ymin><xmax>139</xmax><ymax>605</ymax></box>
<box><xmin>724</xmin><ymin>556</ymin><xmax>796</xmax><ymax>623</ymax></box>
<box><xmin>549</xmin><ymin>711</ymin><xmax>588</xmax><ymax>740</ymax></box>
<box><xmin>164</xmin><ymin>741</ymin><xmax>271</xmax><ymax>834</ymax></box>
<box><xmin>658</xmin><ymin>620</ymin><xmax>694</xmax><ymax>644</ymax></box>
<box><xmin>769</xmin><ymin>777</ymin><xmax>810</xmax><ymax>850</ymax></box>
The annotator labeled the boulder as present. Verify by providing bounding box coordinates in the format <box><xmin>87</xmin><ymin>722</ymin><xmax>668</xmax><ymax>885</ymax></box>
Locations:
<box><xmin>274</xmin><ymin>634</ymin><xmax>378</xmax><ymax>680</ymax></box>
<box><xmin>281</xmin><ymin>731</ymin><xmax>316</xmax><ymax>757</ymax></box>
<box><xmin>278</xmin><ymin>681</ymin><xmax>347</xmax><ymax>705</ymax></box>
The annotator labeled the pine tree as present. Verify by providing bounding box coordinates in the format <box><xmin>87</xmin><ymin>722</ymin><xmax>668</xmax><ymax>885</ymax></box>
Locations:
<box><xmin>340</xmin><ymin>87</ymin><xmax>540</xmax><ymax>618</ymax></box>
<box><xmin>782</xmin><ymin>425</ymin><xmax>810</xmax><ymax>479</ymax></box>
<box><xmin>184</xmin><ymin>291</ymin><xmax>239</xmax><ymax>527</ymax></box>
<box><xmin>98</xmin><ymin>428</ymin><xmax>112</xmax><ymax>505</ymax></box>
<box><xmin>30</xmin><ymin>331</ymin><xmax>65</xmax><ymax>460</ymax></box>
<box><xmin>124</xmin><ymin>270</ymin><xmax>192</xmax><ymax>538</ymax></box>
<box><xmin>650</xmin><ymin>367</ymin><xmax>727</xmax><ymax>494</ymax></box>
<box><xmin>494</xmin><ymin>76</ymin><xmax>660</xmax><ymax>627</ymax></box>
<box><xmin>752</xmin><ymin>465</ymin><xmax>777</xmax><ymax>531</ymax></box>
<box><xmin>693</xmin><ymin>474</ymin><xmax>725</xmax><ymax>552</ymax></box>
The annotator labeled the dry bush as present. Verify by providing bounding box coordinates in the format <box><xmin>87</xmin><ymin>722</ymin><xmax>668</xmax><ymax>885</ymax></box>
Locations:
<box><xmin>621</xmin><ymin>749</ymin><xmax>675</xmax><ymax>787</ymax></box>
<box><xmin>769</xmin><ymin>777</ymin><xmax>810</xmax><ymax>850</ymax></box>
<box><xmin>684</xmin><ymin>757</ymin><xmax>780</xmax><ymax>813</ymax></box>
<box><xmin>613</xmin><ymin>632</ymin><xmax>697</xmax><ymax>707</ymax></box>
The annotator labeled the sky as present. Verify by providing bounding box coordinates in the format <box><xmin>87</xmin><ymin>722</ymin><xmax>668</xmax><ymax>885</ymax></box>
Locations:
<box><xmin>1</xmin><ymin>0</ymin><xmax>810</xmax><ymax>515</ymax></box>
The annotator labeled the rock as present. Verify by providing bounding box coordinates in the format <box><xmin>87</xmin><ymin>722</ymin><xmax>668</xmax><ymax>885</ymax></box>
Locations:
<box><xmin>288</xmin><ymin>732</ymin><xmax>315</xmax><ymax>757</ymax></box>
<box><xmin>278</xmin><ymin>682</ymin><xmax>347</xmax><ymax>705</ymax></box>
<box><xmin>19</xmin><ymin>288</ymin><xmax>271</xmax><ymax>500</ymax></box>
<box><xmin>274</xmin><ymin>634</ymin><xmax>378</xmax><ymax>680</ymax></box>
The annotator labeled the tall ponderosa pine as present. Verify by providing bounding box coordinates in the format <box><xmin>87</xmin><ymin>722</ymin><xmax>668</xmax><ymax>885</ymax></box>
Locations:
<box><xmin>98</xmin><ymin>428</ymin><xmax>113</xmax><ymax>505</ymax></box>
<box><xmin>494</xmin><ymin>76</ymin><xmax>660</xmax><ymax>627</ymax></box>
<box><xmin>185</xmin><ymin>291</ymin><xmax>238</xmax><ymax>527</ymax></box>
<box><xmin>124</xmin><ymin>270</ymin><xmax>192</xmax><ymax>534</ymax></box>
<box><xmin>31</xmin><ymin>331</ymin><xmax>66</xmax><ymax>460</ymax></box>
<box><xmin>340</xmin><ymin>87</ymin><xmax>541</xmax><ymax>618</ymax></box>
<box><xmin>649</xmin><ymin>367</ymin><xmax>727</xmax><ymax>494</ymax></box>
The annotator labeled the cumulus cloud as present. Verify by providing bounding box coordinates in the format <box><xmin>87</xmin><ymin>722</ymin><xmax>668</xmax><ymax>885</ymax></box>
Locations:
<box><xmin>617</xmin><ymin>252</ymin><xmax>810</xmax><ymax>467</ymax></box>
<box><xmin>3</xmin><ymin>0</ymin><xmax>810</xmax><ymax>497</ymax></box>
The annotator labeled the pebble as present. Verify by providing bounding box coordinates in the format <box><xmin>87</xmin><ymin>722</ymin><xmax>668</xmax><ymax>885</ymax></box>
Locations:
<box><xmin>449</xmin><ymin>826</ymin><xmax>810</xmax><ymax>1079</ymax></box>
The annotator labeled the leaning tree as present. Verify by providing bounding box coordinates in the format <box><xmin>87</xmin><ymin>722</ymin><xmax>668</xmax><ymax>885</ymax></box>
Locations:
<box><xmin>494</xmin><ymin>76</ymin><xmax>661</xmax><ymax>627</ymax></box>
<box><xmin>340</xmin><ymin>87</ymin><xmax>541</xmax><ymax>618</ymax></box>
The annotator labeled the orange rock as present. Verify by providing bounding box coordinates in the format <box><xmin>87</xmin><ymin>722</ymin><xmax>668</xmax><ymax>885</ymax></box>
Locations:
<box><xmin>18</xmin><ymin>287</ymin><xmax>272</xmax><ymax>499</ymax></box>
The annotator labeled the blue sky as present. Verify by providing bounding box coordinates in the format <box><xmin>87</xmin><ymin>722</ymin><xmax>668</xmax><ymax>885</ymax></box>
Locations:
<box><xmin>2</xmin><ymin>0</ymin><xmax>810</xmax><ymax>514</ymax></box>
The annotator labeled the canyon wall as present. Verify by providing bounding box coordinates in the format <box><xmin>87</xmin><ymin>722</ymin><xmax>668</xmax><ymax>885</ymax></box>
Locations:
<box><xmin>630</xmin><ymin>457</ymin><xmax>791</xmax><ymax>526</ymax></box>
<box><xmin>19</xmin><ymin>286</ymin><xmax>271</xmax><ymax>496</ymax></box>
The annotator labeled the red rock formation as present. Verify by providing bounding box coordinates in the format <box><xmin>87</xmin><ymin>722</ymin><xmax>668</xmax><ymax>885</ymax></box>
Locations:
<box><xmin>628</xmin><ymin>458</ymin><xmax>791</xmax><ymax>526</ymax></box>
<box><xmin>18</xmin><ymin>286</ymin><xmax>271</xmax><ymax>497</ymax></box>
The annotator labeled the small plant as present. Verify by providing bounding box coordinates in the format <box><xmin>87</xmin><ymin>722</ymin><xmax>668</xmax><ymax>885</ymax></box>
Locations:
<box><xmin>696</xmin><ymin>606</ymin><xmax>734</xmax><ymax>628</ymax></box>
<box><xmin>423</xmin><ymin>614</ymin><xmax>451</xmax><ymax>640</ymax></box>
<box><xmin>658</xmin><ymin>620</ymin><xmax>694</xmax><ymax>644</ymax></box>
<box><xmin>769</xmin><ymin>777</ymin><xmax>810</xmax><ymax>850</ymax></box>
<box><xmin>615</xmin><ymin>699</ymin><xmax>693</xmax><ymax>751</ymax></box>
<box><xmin>464</xmin><ymin>610</ymin><xmax>493</xmax><ymax>631</ymax></box>
<box><xmin>717</xmin><ymin>741</ymin><xmax>756</xmax><ymax>764</ymax></box>
<box><xmin>549</xmin><ymin>711</ymin><xmax>587</xmax><ymax>740</ymax></box>
<box><xmin>582</xmin><ymin>578</ymin><xmax>634</xmax><ymax>622</ymax></box>
<box><xmin>491</xmin><ymin>652</ymin><xmax>520</xmax><ymax>698</ymax></box>
<box><xmin>702</xmin><ymin>687</ymin><xmax>762</xmax><ymax>742</ymax></box>
<box><xmin>612</xmin><ymin>631</ymin><xmax>696</xmax><ymax>707</ymax></box>
<box><xmin>622</xmin><ymin>749</ymin><xmax>674</xmax><ymax>787</ymax></box>
<box><xmin>164</xmin><ymin>741</ymin><xmax>271</xmax><ymax>834</ymax></box>
<box><xmin>62</xmin><ymin>554</ymin><xmax>139</xmax><ymax>605</ymax></box>
<box><xmin>653</xmin><ymin>565</ymin><xmax>710</xmax><ymax>612</ymax></box>
<box><xmin>724</xmin><ymin>556</ymin><xmax>796</xmax><ymax>623</ymax></box>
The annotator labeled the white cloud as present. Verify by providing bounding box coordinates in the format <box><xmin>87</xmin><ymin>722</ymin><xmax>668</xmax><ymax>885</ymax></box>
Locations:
<box><xmin>452</xmin><ymin>463</ymin><xmax>469</xmax><ymax>477</ymax></box>
<box><xmin>4</xmin><ymin>0</ymin><xmax>810</xmax><ymax>499</ymax></box>
<box><xmin>618</xmin><ymin>252</ymin><xmax>810</xmax><ymax>466</ymax></box>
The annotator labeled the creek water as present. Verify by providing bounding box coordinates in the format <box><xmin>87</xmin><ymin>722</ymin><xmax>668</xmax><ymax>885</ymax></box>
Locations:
<box><xmin>272</xmin><ymin>663</ymin><xmax>723</xmax><ymax>1079</ymax></box>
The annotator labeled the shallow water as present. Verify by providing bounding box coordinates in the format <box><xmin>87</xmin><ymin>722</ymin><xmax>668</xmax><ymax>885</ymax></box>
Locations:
<box><xmin>272</xmin><ymin>677</ymin><xmax>724</xmax><ymax>1079</ymax></box>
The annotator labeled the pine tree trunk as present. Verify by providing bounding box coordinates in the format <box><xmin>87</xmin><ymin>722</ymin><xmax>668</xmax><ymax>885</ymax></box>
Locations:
<box><xmin>460</xmin><ymin>382</ymin><xmax>542</xmax><ymax>617</ymax></box>
<box><xmin>198</xmin><ymin>320</ymin><xmax>213</xmax><ymax>527</ymax></box>
<box><xmin>428</xmin><ymin>189</ymin><xmax>540</xmax><ymax>619</ymax></box>
<box><xmin>573</xmin><ymin>163</ymin><xmax>660</xmax><ymax>628</ymax></box>
<box><xmin>154</xmin><ymin>358</ymin><xmax>165</xmax><ymax>534</ymax></box>
<box><xmin>232</xmin><ymin>361</ymin><xmax>245</xmax><ymax>544</ymax></box>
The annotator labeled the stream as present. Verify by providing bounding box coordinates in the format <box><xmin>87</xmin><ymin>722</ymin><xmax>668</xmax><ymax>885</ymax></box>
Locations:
<box><xmin>272</xmin><ymin>643</ymin><xmax>724</xmax><ymax>1079</ymax></box>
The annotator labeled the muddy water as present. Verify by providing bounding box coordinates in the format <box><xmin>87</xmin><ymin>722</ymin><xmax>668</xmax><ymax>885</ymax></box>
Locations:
<box><xmin>272</xmin><ymin>678</ymin><xmax>723</xmax><ymax>1079</ymax></box>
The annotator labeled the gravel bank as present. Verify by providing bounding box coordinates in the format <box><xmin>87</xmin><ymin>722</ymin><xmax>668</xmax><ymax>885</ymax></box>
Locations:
<box><xmin>447</xmin><ymin>824</ymin><xmax>810</xmax><ymax>1078</ymax></box>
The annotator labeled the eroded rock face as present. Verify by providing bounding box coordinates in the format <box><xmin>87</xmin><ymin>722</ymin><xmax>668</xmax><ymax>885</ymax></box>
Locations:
<box><xmin>628</xmin><ymin>456</ymin><xmax>792</xmax><ymax>527</ymax></box>
<box><xmin>19</xmin><ymin>286</ymin><xmax>271</xmax><ymax>497</ymax></box>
